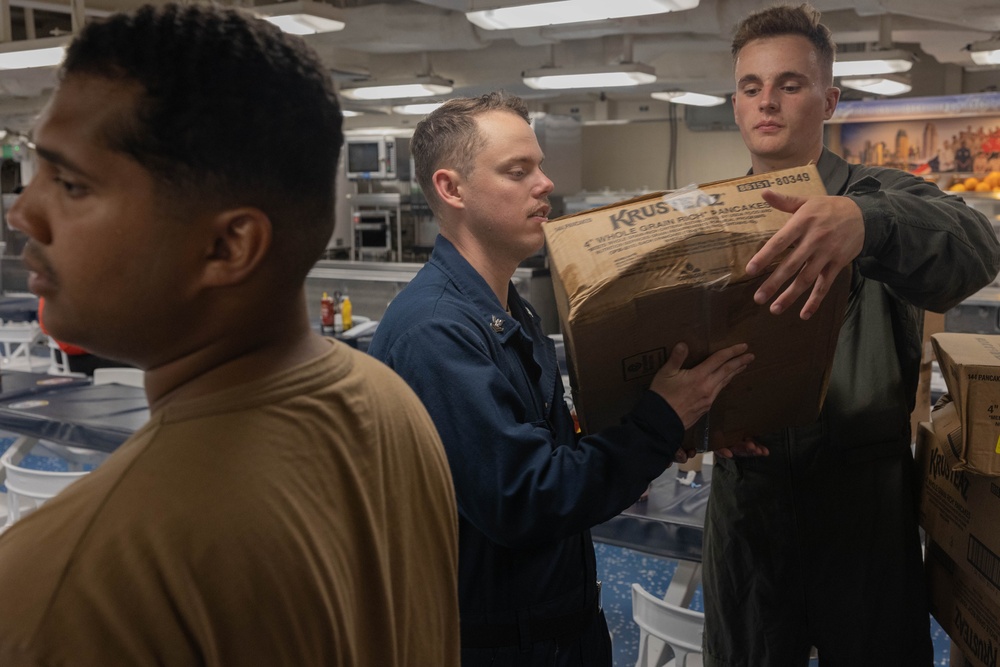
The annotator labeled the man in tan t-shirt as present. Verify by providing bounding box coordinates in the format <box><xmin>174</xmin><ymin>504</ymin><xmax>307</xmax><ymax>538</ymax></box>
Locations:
<box><xmin>0</xmin><ymin>5</ymin><xmax>459</xmax><ymax>666</ymax></box>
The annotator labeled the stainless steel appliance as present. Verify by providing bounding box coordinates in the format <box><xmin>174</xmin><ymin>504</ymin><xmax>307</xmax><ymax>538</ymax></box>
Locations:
<box><xmin>353</xmin><ymin>209</ymin><xmax>391</xmax><ymax>253</ymax></box>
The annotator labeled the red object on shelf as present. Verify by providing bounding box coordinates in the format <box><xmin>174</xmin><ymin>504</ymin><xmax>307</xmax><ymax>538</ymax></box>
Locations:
<box><xmin>320</xmin><ymin>292</ymin><xmax>336</xmax><ymax>330</ymax></box>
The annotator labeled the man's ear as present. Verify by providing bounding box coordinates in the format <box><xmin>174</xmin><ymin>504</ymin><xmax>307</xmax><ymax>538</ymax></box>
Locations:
<box><xmin>823</xmin><ymin>86</ymin><xmax>841</xmax><ymax>120</ymax></box>
<box><xmin>431</xmin><ymin>168</ymin><xmax>464</xmax><ymax>212</ymax></box>
<box><xmin>201</xmin><ymin>207</ymin><xmax>272</xmax><ymax>287</ymax></box>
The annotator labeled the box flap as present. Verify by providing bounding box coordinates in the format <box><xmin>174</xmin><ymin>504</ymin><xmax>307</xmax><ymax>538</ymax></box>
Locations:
<box><xmin>544</xmin><ymin>167</ymin><xmax>825</xmax><ymax>325</ymax></box>
<box><xmin>931</xmin><ymin>333</ymin><xmax>1000</xmax><ymax>475</ymax></box>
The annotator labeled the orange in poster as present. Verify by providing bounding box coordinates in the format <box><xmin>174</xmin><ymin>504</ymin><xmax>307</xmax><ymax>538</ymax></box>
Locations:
<box><xmin>964</xmin><ymin>177</ymin><xmax>980</xmax><ymax>190</ymax></box>
<box><xmin>949</xmin><ymin>182</ymin><xmax>967</xmax><ymax>192</ymax></box>
<box><xmin>975</xmin><ymin>181</ymin><xmax>992</xmax><ymax>192</ymax></box>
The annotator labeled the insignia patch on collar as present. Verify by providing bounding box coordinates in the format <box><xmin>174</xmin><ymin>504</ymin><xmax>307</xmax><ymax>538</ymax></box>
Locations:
<box><xmin>491</xmin><ymin>315</ymin><xmax>504</xmax><ymax>333</ymax></box>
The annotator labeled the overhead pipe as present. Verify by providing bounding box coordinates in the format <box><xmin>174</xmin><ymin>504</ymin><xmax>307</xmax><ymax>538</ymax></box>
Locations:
<box><xmin>69</xmin><ymin>0</ymin><xmax>84</xmax><ymax>34</ymax></box>
<box><xmin>877</xmin><ymin>13</ymin><xmax>893</xmax><ymax>50</ymax></box>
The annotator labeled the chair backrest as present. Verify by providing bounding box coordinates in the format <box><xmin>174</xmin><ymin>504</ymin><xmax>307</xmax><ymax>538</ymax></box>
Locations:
<box><xmin>0</xmin><ymin>322</ymin><xmax>44</xmax><ymax>370</ymax></box>
<box><xmin>1</xmin><ymin>439</ymin><xmax>109</xmax><ymax>529</ymax></box>
<box><xmin>92</xmin><ymin>367</ymin><xmax>144</xmax><ymax>388</ymax></box>
<box><xmin>632</xmin><ymin>583</ymin><xmax>704</xmax><ymax>667</ymax></box>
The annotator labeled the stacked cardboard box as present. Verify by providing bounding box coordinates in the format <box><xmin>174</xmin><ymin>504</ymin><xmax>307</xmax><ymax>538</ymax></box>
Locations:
<box><xmin>918</xmin><ymin>333</ymin><xmax>1000</xmax><ymax>666</ymax></box>
<box><xmin>924</xmin><ymin>539</ymin><xmax>1000</xmax><ymax>667</ymax></box>
<box><xmin>931</xmin><ymin>333</ymin><xmax>1000</xmax><ymax>475</ymax></box>
<box><xmin>542</xmin><ymin>165</ymin><xmax>849</xmax><ymax>450</ymax></box>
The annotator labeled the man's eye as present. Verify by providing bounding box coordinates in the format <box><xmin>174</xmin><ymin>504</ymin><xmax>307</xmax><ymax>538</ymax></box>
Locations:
<box><xmin>54</xmin><ymin>177</ymin><xmax>87</xmax><ymax>197</ymax></box>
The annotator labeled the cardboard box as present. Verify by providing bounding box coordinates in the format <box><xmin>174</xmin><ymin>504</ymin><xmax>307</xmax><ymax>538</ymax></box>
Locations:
<box><xmin>951</xmin><ymin>641</ymin><xmax>977</xmax><ymax>667</ymax></box>
<box><xmin>926</xmin><ymin>540</ymin><xmax>1000</xmax><ymax>667</ymax></box>
<box><xmin>542</xmin><ymin>165</ymin><xmax>849</xmax><ymax>450</ymax></box>
<box><xmin>916</xmin><ymin>414</ymin><xmax>1000</xmax><ymax>610</ymax></box>
<box><xmin>931</xmin><ymin>333</ymin><xmax>1000</xmax><ymax>476</ymax></box>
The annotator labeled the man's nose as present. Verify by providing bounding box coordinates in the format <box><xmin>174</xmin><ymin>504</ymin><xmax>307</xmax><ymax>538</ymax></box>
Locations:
<box><xmin>6</xmin><ymin>185</ymin><xmax>50</xmax><ymax>244</ymax></box>
<box><xmin>536</xmin><ymin>169</ymin><xmax>554</xmax><ymax>197</ymax></box>
<box><xmin>758</xmin><ymin>88</ymin><xmax>778</xmax><ymax>111</ymax></box>
<box><xmin>7</xmin><ymin>190</ymin><xmax>26</xmax><ymax>232</ymax></box>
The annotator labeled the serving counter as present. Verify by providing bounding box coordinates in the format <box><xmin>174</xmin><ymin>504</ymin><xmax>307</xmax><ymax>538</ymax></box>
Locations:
<box><xmin>306</xmin><ymin>259</ymin><xmax>559</xmax><ymax>335</ymax></box>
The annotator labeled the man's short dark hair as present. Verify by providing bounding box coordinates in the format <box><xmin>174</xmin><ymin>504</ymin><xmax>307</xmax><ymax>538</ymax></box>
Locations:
<box><xmin>731</xmin><ymin>4</ymin><xmax>836</xmax><ymax>84</ymax></box>
<box><xmin>61</xmin><ymin>3</ymin><xmax>343</xmax><ymax>283</ymax></box>
<box><xmin>411</xmin><ymin>91</ymin><xmax>529</xmax><ymax>217</ymax></box>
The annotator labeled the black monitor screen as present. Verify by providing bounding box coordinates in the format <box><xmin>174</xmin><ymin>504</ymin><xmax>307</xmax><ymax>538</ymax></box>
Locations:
<box><xmin>347</xmin><ymin>142</ymin><xmax>381</xmax><ymax>173</ymax></box>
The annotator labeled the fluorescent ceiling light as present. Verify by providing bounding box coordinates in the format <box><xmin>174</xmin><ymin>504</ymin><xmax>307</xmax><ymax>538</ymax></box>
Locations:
<box><xmin>392</xmin><ymin>102</ymin><xmax>444</xmax><ymax>115</ymax></box>
<box><xmin>969</xmin><ymin>39</ymin><xmax>1000</xmax><ymax>66</ymax></box>
<box><xmin>840</xmin><ymin>74</ymin><xmax>912</xmax><ymax>96</ymax></box>
<box><xmin>651</xmin><ymin>91</ymin><xmax>726</xmax><ymax>106</ymax></box>
<box><xmin>257</xmin><ymin>1</ymin><xmax>346</xmax><ymax>35</ymax></box>
<box><xmin>467</xmin><ymin>0</ymin><xmax>698</xmax><ymax>30</ymax></box>
<box><xmin>0</xmin><ymin>36</ymin><xmax>67</xmax><ymax>70</ymax></box>
<box><xmin>522</xmin><ymin>62</ymin><xmax>656</xmax><ymax>90</ymax></box>
<box><xmin>833</xmin><ymin>49</ymin><xmax>915</xmax><ymax>77</ymax></box>
<box><xmin>345</xmin><ymin>127</ymin><xmax>414</xmax><ymax>137</ymax></box>
<box><xmin>341</xmin><ymin>75</ymin><xmax>453</xmax><ymax>101</ymax></box>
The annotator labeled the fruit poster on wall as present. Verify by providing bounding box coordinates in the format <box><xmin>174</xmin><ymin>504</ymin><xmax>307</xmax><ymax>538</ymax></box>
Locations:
<box><xmin>829</xmin><ymin>93</ymin><xmax>1000</xmax><ymax>193</ymax></box>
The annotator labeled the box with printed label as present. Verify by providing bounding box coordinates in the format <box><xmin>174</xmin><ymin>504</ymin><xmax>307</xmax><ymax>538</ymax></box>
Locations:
<box><xmin>542</xmin><ymin>165</ymin><xmax>849</xmax><ymax>450</ymax></box>
<box><xmin>931</xmin><ymin>333</ymin><xmax>1000</xmax><ymax>476</ymax></box>
<box><xmin>926</xmin><ymin>539</ymin><xmax>1000</xmax><ymax>667</ymax></box>
<box><xmin>916</xmin><ymin>412</ymin><xmax>1000</xmax><ymax>612</ymax></box>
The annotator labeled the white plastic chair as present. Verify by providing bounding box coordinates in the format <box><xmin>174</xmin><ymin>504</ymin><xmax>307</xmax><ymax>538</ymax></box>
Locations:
<box><xmin>0</xmin><ymin>366</ymin><xmax>138</xmax><ymax>530</ymax></box>
<box><xmin>92</xmin><ymin>367</ymin><xmax>144</xmax><ymax>388</ymax></box>
<box><xmin>0</xmin><ymin>321</ymin><xmax>45</xmax><ymax>370</ymax></box>
<box><xmin>1</xmin><ymin>438</ymin><xmax>108</xmax><ymax>529</ymax></box>
<box><xmin>632</xmin><ymin>583</ymin><xmax>705</xmax><ymax>667</ymax></box>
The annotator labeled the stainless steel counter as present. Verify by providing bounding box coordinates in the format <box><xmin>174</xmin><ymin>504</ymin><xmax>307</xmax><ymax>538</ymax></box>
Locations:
<box><xmin>591</xmin><ymin>465</ymin><xmax>710</xmax><ymax>563</ymax></box>
<box><xmin>945</xmin><ymin>285</ymin><xmax>1000</xmax><ymax>334</ymax></box>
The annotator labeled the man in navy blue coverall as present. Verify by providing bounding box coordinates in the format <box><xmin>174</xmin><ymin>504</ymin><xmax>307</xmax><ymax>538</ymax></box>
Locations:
<box><xmin>369</xmin><ymin>91</ymin><xmax>763</xmax><ymax>667</ymax></box>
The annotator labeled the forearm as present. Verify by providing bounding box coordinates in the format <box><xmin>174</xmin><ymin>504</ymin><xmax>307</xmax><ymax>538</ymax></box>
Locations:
<box><xmin>850</xmin><ymin>174</ymin><xmax>1000</xmax><ymax>311</ymax></box>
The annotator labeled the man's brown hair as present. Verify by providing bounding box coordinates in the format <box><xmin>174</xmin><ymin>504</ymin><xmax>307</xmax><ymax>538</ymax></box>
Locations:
<box><xmin>731</xmin><ymin>4</ymin><xmax>836</xmax><ymax>84</ymax></box>
<box><xmin>411</xmin><ymin>91</ymin><xmax>529</xmax><ymax>217</ymax></box>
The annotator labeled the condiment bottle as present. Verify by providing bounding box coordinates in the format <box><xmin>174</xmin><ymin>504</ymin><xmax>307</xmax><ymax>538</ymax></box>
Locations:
<box><xmin>341</xmin><ymin>295</ymin><xmax>353</xmax><ymax>331</ymax></box>
<box><xmin>320</xmin><ymin>292</ymin><xmax>335</xmax><ymax>333</ymax></box>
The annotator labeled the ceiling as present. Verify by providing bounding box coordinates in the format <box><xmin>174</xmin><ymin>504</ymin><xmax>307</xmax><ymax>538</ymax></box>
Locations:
<box><xmin>0</xmin><ymin>0</ymin><xmax>997</xmax><ymax>133</ymax></box>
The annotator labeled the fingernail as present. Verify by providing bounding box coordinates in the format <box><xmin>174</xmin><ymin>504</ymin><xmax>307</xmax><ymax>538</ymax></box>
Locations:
<box><xmin>746</xmin><ymin>262</ymin><xmax>757</xmax><ymax>275</ymax></box>
<box><xmin>770</xmin><ymin>302</ymin><xmax>783</xmax><ymax>315</ymax></box>
<box><xmin>754</xmin><ymin>290</ymin><xmax>768</xmax><ymax>304</ymax></box>
<box><xmin>800</xmin><ymin>309</ymin><xmax>812</xmax><ymax>321</ymax></box>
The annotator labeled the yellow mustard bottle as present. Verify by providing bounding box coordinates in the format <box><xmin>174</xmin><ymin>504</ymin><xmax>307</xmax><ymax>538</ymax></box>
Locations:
<box><xmin>341</xmin><ymin>295</ymin><xmax>352</xmax><ymax>331</ymax></box>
